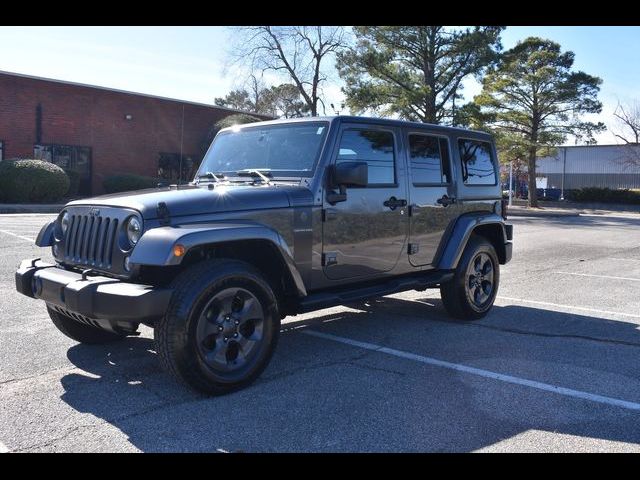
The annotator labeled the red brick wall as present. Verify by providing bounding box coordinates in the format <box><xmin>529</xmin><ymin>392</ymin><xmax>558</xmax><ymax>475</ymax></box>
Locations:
<box><xmin>0</xmin><ymin>72</ymin><xmax>268</xmax><ymax>194</ymax></box>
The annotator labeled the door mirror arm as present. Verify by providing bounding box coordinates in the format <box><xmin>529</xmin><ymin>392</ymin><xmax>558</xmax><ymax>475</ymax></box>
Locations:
<box><xmin>326</xmin><ymin>185</ymin><xmax>347</xmax><ymax>205</ymax></box>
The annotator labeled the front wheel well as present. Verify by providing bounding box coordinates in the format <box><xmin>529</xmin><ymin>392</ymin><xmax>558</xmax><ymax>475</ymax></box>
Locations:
<box><xmin>471</xmin><ymin>224</ymin><xmax>507</xmax><ymax>264</ymax></box>
<box><xmin>181</xmin><ymin>240</ymin><xmax>300</xmax><ymax>315</ymax></box>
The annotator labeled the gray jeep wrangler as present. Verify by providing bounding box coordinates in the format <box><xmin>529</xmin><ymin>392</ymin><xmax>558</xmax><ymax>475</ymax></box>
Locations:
<box><xmin>15</xmin><ymin>116</ymin><xmax>512</xmax><ymax>394</ymax></box>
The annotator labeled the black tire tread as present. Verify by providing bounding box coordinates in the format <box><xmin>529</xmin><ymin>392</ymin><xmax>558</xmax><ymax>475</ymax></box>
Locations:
<box><xmin>440</xmin><ymin>234</ymin><xmax>499</xmax><ymax>321</ymax></box>
<box><xmin>154</xmin><ymin>258</ymin><xmax>279</xmax><ymax>395</ymax></box>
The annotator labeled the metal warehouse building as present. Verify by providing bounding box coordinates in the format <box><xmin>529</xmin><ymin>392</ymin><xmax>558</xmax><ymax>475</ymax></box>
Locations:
<box><xmin>537</xmin><ymin>144</ymin><xmax>640</xmax><ymax>190</ymax></box>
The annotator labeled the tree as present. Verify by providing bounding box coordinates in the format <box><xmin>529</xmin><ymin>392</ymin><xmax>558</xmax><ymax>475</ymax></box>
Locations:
<box><xmin>214</xmin><ymin>83</ymin><xmax>309</xmax><ymax>118</ymax></box>
<box><xmin>261</xmin><ymin>84</ymin><xmax>309</xmax><ymax>118</ymax></box>
<box><xmin>611</xmin><ymin>100</ymin><xmax>640</xmax><ymax>167</ymax></box>
<box><xmin>474</xmin><ymin>37</ymin><xmax>605</xmax><ymax>207</ymax></box>
<box><xmin>214</xmin><ymin>89</ymin><xmax>255</xmax><ymax>112</ymax></box>
<box><xmin>336</xmin><ymin>26</ymin><xmax>504</xmax><ymax>124</ymax></box>
<box><xmin>230</xmin><ymin>26</ymin><xmax>347</xmax><ymax>116</ymax></box>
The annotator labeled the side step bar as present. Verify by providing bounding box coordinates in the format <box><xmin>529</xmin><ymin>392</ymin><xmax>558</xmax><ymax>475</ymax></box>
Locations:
<box><xmin>297</xmin><ymin>270</ymin><xmax>454</xmax><ymax>313</ymax></box>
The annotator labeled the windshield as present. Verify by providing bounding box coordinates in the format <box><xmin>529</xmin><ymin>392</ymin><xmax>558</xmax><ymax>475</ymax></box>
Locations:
<box><xmin>197</xmin><ymin>121</ymin><xmax>329</xmax><ymax>179</ymax></box>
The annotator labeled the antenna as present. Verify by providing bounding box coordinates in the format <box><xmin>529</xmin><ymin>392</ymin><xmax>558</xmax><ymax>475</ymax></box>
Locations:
<box><xmin>178</xmin><ymin>104</ymin><xmax>185</xmax><ymax>189</ymax></box>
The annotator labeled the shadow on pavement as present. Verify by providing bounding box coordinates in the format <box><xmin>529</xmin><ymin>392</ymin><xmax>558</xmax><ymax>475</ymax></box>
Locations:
<box><xmin>60</xmin><ymin>296</ymin><xmax>640</xmax><ymax>452</ymax></box>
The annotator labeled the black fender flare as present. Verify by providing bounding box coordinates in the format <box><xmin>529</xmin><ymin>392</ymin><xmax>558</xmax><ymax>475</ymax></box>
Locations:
<box><xmin>435</xmin><ymin>213</ymin><xmax>508</xmax><ymax>270</ymax></box>
<box><xmin>35</xmin><ymin>220</ymin><xmax>56</xmax><ymax>247</ymax></box>
<box><xmin>130</xmin><ymin>222</ymin><xmax>307</xmax><ymax>297</ymax></box>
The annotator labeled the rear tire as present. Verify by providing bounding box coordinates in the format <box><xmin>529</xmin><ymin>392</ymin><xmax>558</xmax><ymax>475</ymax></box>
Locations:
<box><xmin>47</xmin><ymin>305</ymin><xmax>127</xmax><ymax>344</ymax></box>
<box><xmin>440</xmin><ymin>235</ymin><xmax>500</xmax><ymax>321</ymax></box>
<box><xmin>154</xmin><ymin>259</ymin><xmax>280</xmax><ymax>395</ymax></box>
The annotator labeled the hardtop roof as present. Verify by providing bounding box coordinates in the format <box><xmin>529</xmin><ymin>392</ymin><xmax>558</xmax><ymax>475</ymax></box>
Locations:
<box><xmin>219</xmin><ymin>115</ymin><xmax>493</xmax><ymax>139</ymax></box>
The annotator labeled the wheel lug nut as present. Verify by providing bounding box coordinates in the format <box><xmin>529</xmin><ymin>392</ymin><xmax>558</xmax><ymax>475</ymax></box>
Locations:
<box><xmin>218</xmin><ymin>326</ymin><xmax>223</xmax><ymax>332</ymax></box>
<box><xmin>233</xmin><ymin>333</ymin><xmax>238</xmax><ymax>338</ymax></box>
<box><xmin>234</xmin><ymin>320</ymin><xmax>240</xmax><ymax>325</ymax></box>
<box><xmin>224</xmin><ymin>337</ymin><xmax>228</xmax><ymax>342</ymax></box>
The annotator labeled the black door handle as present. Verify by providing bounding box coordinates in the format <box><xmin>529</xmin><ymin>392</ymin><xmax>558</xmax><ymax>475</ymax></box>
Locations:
<box><xmin>437</xmin><ymin>195</ymin><xmax>456</xmax><ymax>207</ymax></box>
<box><xmin>383</xmin><ymin>196</ymin><xmax>407</xmax><ymax>210</ymax></box>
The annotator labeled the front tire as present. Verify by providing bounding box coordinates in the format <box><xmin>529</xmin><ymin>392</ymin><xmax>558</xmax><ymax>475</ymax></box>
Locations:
<box><xmin>440</xmin><ymin>235</ymin><xmax>500</xmax><ymax>320</ymax></box>
<box><xmin>155</xmin><ymin>259</ymin><xmax>280</xmax><ymax>395</ymax></box>
<box><xmin>47</xmin><ymin>306</ymin><xmax>127</xmax><ymax>344</ymax></box>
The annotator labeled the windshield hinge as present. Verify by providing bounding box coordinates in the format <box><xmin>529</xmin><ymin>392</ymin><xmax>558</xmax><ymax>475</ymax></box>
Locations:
<box><xmin>157</xmin><ymin>202</ymin><xmax>170</xmax><ymax>226</ymax></box>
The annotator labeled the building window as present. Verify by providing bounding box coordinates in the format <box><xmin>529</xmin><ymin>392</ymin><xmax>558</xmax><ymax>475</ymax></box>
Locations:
<box><xmin>336</xmin><ymin>129</ymin><xmax>396</xmax><ymax>186</ymax></box>
<box><xmin>458</xmin><ymin>139</ymin><xmax>497</xmax><ymax>186</ymax></box>
<box><xmin>34</xmin><ymin>144</ymin><xmax>92</xmax><ymax>196</ymax></box>
<box><xmin>158</xmin><ymin>153</ymin><xmax>199</xmax><ymax>182</ymax></box>
<box><xmin>0</xmin><ymin>140</ymin><xmax>3</xmax><ymax>161</ymax></box>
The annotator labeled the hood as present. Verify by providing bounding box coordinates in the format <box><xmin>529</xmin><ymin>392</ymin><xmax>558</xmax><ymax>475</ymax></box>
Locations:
<box><xmin>66</xmin><ymin>183</ymin><xmax>313</xmax><ymax>220</ymax></box>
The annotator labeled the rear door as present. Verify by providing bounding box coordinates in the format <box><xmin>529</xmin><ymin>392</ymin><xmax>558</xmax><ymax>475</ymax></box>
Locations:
<box><xmin>406</xmin><ymin>131</ymin><xmax>461</xmax><ymax>267</ymax></box>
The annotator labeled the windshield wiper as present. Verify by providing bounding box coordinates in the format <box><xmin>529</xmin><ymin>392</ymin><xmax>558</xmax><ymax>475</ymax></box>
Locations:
<box><xmin>196</xmin><ymin>172</ymin><xmax>228</xmax><ymax>184</ymax></box>
<box><xmin>236</xmin><ymin>169</ymin><xmax>272</xmax><ymax>185</ymax></box>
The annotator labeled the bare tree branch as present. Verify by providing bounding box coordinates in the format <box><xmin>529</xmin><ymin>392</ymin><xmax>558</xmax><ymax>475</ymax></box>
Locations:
<box><xmin>228</xmin><ymin>26</ymin><xmax>348</xmax><ymax>116</ymax></box>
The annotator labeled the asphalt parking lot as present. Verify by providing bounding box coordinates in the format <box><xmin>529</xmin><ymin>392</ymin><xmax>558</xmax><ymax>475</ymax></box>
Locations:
<box><xmin>1</xmin><ymin>212</ymin><xmax>640</xmax><ymax>452</ymax></box>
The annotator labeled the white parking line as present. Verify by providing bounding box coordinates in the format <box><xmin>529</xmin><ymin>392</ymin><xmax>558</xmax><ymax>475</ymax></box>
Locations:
<box><xmin>555</xmin><ymin>271</ymin><xmax>640</xmax><ymax>282</ymax></box>
<box><xmin>0</xmin><ymin>230</ymin><xmax>35</xmax><ymax>243</ymax></box>
<box><xmin>0</xmin><ymin>441</ymin><xmax>9</xmax><ymax>453</ymax></box>
<box><xmin>303</xmin><ymin>330</ymin><xmax>640</xmax><ymax>412</ymax></box>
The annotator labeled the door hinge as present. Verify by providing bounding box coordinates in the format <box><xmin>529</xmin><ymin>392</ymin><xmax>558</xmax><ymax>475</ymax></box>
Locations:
<box><xmin>322</xmin><ymin>252</ymin><xmax>338</xmax><ymax>266</ymax></box>
<box><xmin>408</xmin><ymin>243</ymin><xmax>419</xmax><ymax>255</ymax></box>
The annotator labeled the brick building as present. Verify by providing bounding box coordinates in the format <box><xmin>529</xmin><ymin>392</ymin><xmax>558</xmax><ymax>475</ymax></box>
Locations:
<box><xmin>0</xmin><ymin>70</ymin><xmax>268</xmax><ymax>196</ymax></box>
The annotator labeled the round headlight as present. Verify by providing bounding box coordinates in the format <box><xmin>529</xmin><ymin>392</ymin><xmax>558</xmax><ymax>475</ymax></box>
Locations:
<box><xmin>126</xmin><ymin>217</ymin><xmax>142</xmax><ymax>246</ymax></box>
<box><xmin>60</xmin><ymin>211</ymin><xmax>71</xmax><ymax>234</ymax></box>
<box><xmin>54</xmin><ymin>211</ymin><xmax>70</xmax><ymax>241</ymax></box>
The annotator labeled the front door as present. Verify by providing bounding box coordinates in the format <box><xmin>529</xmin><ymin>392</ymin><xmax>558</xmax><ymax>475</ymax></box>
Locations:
<box><xmin>406</xmin><ymin>131</ymin><xmax>460</xmax><ymax>267</ymax></box>
<box><xmin>322</xmin><ymin>125</ymin><xmax>408</xmax><ymax>280</ymax></box>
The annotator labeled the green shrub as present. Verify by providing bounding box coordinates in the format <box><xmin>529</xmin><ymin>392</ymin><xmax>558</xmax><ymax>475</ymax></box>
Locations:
<box><xmin>566</xmin><ymin>187</ymin><xmax>640</xmax><ymax>205</ymax></box>
<box><xmin>0</xmin><ymin>159</ymin><xmax>70</xmax><ymax>203</ymax></box>
<box><xmin>103</xmin><ymin>174</ymin><xmax>159</xmax><ymax>193</ymax></box>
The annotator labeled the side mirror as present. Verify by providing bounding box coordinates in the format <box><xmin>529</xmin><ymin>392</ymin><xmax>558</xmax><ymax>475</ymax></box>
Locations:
<box><xmin>332</xmin><ymin>161</ymin><xmax>368</xmax><ymax>188</ymax></box>
<box><xmin>327</xmin><ymin>161</ymin><xmax>368</xmax><ymax>204</ymax></box>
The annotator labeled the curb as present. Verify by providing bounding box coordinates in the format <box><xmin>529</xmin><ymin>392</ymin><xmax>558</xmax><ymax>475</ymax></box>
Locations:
<box><xmin>507</xmin><ymin>208</ymin><xmax>579</xmax><ymax>218</ymax></box>
<box><xmin>0</xmin><ymin>204</ymin><xmax>64</xmax><ymax>214</ymax></box>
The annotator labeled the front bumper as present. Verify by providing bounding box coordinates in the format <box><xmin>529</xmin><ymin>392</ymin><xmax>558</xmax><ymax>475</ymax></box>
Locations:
<box><xmin>15</xmin><ymin>259</ymin><xmax>172</xmax><ymax>334</ymax></box>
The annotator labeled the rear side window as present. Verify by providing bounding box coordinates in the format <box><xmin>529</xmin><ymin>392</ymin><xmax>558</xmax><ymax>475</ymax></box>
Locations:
<box><xmin>409</xmin><ymin>134</ymin><xmax>451</xmax><ymax>185</ymax></box>
<box><xmin>337</xmin><ymin>129</ymin><xmax>395</xmax><ymax>185</ymax></box>
<box><xmin>458</xmin><ymin>139</ymin><xmax>496</xmax><ymax>185</ymax></box>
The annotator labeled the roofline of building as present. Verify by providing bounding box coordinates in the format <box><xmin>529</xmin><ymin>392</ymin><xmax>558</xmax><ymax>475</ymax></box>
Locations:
<box><xmin>0</xmin><ymin>69</ymin><xmax>271</xmax><ymax>118</ymax></box>
<box><xmin>553</xmin><ymin>143</ymin><xmax>640</xmax><ymax>149</ymax></box>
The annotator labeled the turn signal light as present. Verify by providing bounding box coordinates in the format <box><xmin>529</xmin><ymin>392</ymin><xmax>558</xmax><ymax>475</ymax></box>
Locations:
<box><xmin>173</xmin><ymin>244</ymin><xmax>186</xmax><ymax>257</ymax></box>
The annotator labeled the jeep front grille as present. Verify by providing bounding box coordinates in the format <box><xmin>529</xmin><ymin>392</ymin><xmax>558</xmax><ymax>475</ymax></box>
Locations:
<box><xmin>64</xmin><ymin>213</ymin><xmax>119</xmax><ymax>268</ymax></box>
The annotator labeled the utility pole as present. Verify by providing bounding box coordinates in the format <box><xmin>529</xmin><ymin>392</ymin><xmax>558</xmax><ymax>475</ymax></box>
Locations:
<box><xmin>560</xmin><ymin>147</ymin><xmax>567</xmax><ymax>201</ymax></box>
<box><xmin>509</xmin><ymin>161</ymin><xmax>514</xmax><ymax>207</ymax></box>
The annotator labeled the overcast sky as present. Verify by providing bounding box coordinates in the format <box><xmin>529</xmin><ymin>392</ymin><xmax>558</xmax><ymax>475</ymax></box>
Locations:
<box><xmin>1</xmin><ymin>26</ymin><xmax>638</xmax><ymax>145</ymax></box>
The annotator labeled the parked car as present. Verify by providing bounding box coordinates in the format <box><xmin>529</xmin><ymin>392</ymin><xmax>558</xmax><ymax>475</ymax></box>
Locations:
<box><xmin>536</xmin><ymin>188</ymin><xmax>562</xmax><ymax>201</ymax></box>
<box><xmin>15</xmin><ymin>116</ymin><xmax>513</xmax><ymax>395</ymax></box>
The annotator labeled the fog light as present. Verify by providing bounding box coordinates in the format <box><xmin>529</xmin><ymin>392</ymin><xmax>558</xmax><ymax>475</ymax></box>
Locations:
<box><xmin>124</xmin><ymin>255</ymin><xmax>132</xmax><ymax>272</ymax></box>
<box><xmin>173</xmin><ymin>244</ymin><xmax>185</xmax><ymax>257</ymax></box>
